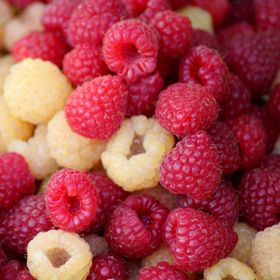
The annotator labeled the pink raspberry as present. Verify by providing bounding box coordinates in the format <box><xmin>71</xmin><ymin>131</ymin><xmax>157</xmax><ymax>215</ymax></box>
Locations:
<box><xmin>105</xmin><ymin>195</ymin><xmax>169</xmax><ymax>258</ymax></box>
<box><xmin>191</xmin><ymin>29</ymin><xmax>221</xmax><ymax>53</ymax></box>
<box><xmin>227</xmin><ymin>0</ymin><xmax>255</xmax><ymax>24</ymax></box>
<box><xmin>164</xmin><ymin>208</ymin><xmax>238</xmax><ymax>272</ymax></box>
<box><xmin>155</xmin><ymin>83</ymin><xmax>219</xmax><ymax>137</ymax></box>
<box><xmin>103</xmin><ymin>19</ymin><xmax>159</xmax><ymax>82</ymax></box>
<box><xmin>12</xmin><ymin>31</ymin><xmax>69</xmax><ymax>67</ymax></box>
<box><xmin>0</xmin><ymin>260</ymin><xmax>24</xmax><ymax>280</ymax></box>
<box><xmin>261</xmin><ymin>155</ymin><xmax>280</xmax><ymax>170</ymax></box>
<box><xmin>45</xmin><ymin>169</ymin><xmax>98</xmax><ymax>233</ymax></box>
<box><xmin>149</xmin><ymin>11</ymin><xmax>192</xmax><ymax>59</ymax></box>
<box><xmin>65</xmin><ymin>75</ymin><xmax>128</xmax><ymax>140</ymax></box>
<box><xmin>178</xmin><ymin>180</ymin><xmax>239</xmax><ymax>226</ymax></box>
<box><xmin>160</xmin><ymin>130</ymin><xmax>222</xmax><ymax>199</ymax></box>
<box><xmin>126</xmin><ymin>71</ymin><xmax>164</xmax><ymax>117</ymax></box>
<box><xmin>268</xmin><ymin>84</ymin><xmax>280</xmax><ymax>121</ymax></box>
<box><xmin>63</xmin><ymin>45</ymin><xmax>109</xmax><ymax>86</ymax></box>
<box><xmin>0</xmin><ymin>153</ymin><xmax>34</xmax><ymax>212</ymax></box>
<box><xmin>179</xmin><ymin>46</ymin><xmax>230</xmax><ymax>103</ymax></box>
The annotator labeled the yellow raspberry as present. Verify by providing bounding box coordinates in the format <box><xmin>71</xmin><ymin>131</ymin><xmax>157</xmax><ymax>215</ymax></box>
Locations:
<box><xmin>142</xmin><ymin>245</ymin><xmax>174</xmax><ymax>267</ymax></box>
<box><xmin>8</xmin><ymin>125</ymin><xmax>59</xmax><ymax>179</ymax></box>
<box><xmin>47</xmin><ymin>111</ymin><xmax>105</xmax><ymax>171</ymax></box>
<box><xmin>84</xmin><ymin>234</ymin><xmax>109</xmax><ymax>256</ymax></box>
<box><xmin>230</xmin><ymin>222</ymin><xmax>257</xmax><ymax>264</ymax></box>
<box><xmin>27</xmin><ymin>229</ymin><xmax>92</xmax><ymax>280</ymax></box>
<box><xmin>204</xmin><ymin>257</ymin><xmax>259</xmax><ymax>280</ymax></box>
<box><xmin>101</xmin><ymin>115</ymin><xmax>175</xmax><ymax>192</ymax></box>
<box><xmin>0</xmin><ymin>55</ymin><xmax>14</xmax><ymax>94</ymax></box>
<box><xmin>3</xmin><ymin>58</ymin><xmax>72</xmax><ymax>124</ymax></box>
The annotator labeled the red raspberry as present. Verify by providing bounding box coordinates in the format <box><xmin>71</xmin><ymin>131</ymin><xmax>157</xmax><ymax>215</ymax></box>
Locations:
<box><xmin>126</xmin><ymin>71</ymin><xmax>164</xmax><ymax>117</ymax></box>
<box><xmin>239</xmin><ymin>167</ymin><xmax>280</xmax><ymax>230</ymax></box>
<box><xmin>16</xmin><ymin>270</ymin><xmax>35</xmax><ymax>280</ymax></box>
<box><xmin>0</xmin><ymin>153</ymin><xmax>34</xmax><ymax>212</ymax></box>
<box><xmin>87</xmin><ymin>172</ymin><xmax>128</xmax><ymax>233</ymax></box>
<box><xmin>0</xmin><ymin>260</ymin><xmax>24</xmax><ymax>280</ymax></box>
<box><xmin>160</xmin><ymin>130</ymin><xmax>222</xmax><ymax>199</ymax></box>
<box><xmin>105</xmin><ymin>195</ymin><xmax>169</xmax><ymax>258</ymax></box>
<box><xmin>0</xmin><ymin>245</ymin><xmax>7</xmax><ymax>266</ymax></box>
<box><xmin>66</xmin><ymin>0</ymin><xmax>127</xmax><ymax>47</ymax></box>
<box><xmin>268</xmin><ymin>84</ymin><xmax>280</xmax><ymax>121</ymax></box>
<box><xmin>179</xmin><ymin>46</ymin><xmax>230</xmax><ymax>104</ymax></box>
<box><xmin>149</xmin><ymin>11</ymin><xmax>192</xmax><ymax>59</ymax></box>
<box><xmin>207</xmin><ymin>121</ymin><xmax>240</xmax><ymax>174</ymax></box>
<box><xmin>170</xmin><ymin>0</ymin><xmax>190</xmax><ymax>10</ymax></box>
<box><xmin>0</xmin><ymin>195</ymin><xmax>53</xmax><ymax>254</ymax></box>
<box><xmin>227</xmin><ymin>0</ymin><xmax>255</xmax><ymax>24</ymax></box>
<box><xmin>103</xmin><ymin>19</ymin><xmax>159</xmax><ymax>82</ymax></box>
<box><xmin>155</xmin><ymin>83</ymin><xmax>219</xmax><ymax>137</ymax></box>
<box><xmin>63</xmin><ymin>45</ymin><xmax>109</xmax><ymax>86</ymax></box>
<box><xmin>191</xmin><ymin>29</ymin><xmax>221</xmax><ymax>53</ymax></box>
<box><xmin>178</xmin><ymin>180</ymin><xmax>239</xmax><ymax>226</ymax></box>
<box><xmin>164</xmin><ymin>208</ymin><xmax>238</xmax><ymax>272</ymax></box>
<box><xmin>138</xmin><ymin>262</ymin><xmax>189</xmax><ymax>280</ymax></box>
<box><xmin>227</xmin><ymin>114</ymin><xmax>266</xmax><ymax>170</ymax></box>
<box><xmin>45</xmin><ymin>169</ymin><xmax>98</xmax><ymax>233</ymax></box>
<box><xmin>261</xmin><ymin>155</ymin><xmax>280</xmax><ymax>170</ymax></box>
<box><xmin>65</xmin><ymin>75</ymin><xmax>128</xmax><ymax>140</ymax></box>
<box><xmin>87</xmin><ymin>252</ymin><xmax>128</xmax><ymax>280</ymax></box>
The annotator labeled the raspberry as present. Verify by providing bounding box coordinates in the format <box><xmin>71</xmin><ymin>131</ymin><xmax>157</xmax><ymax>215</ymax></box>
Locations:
<box><xmin>126</xmin><ymin>71</ymin><xmax>164</xmax><ymax>117</ymax></box>
<box><xmin>103</xmin><ymin>19</ymin><xmax>158</xmax><ymax>82</ymax></box>
<box><xmin>128</xmin><ymin>261</ymin><xmax>142</xmax><ymax>280</ymax></box>
<box><xmin>160</xmin><ymin>130</ymin><xmax>221</xmax><ymax>199</ymax></box>
<box><xmin>105</xmin><ymin>195</ymin><xmax>169</xmax><ymax>258</ymax></box>
<box><xmin>0</xmin><ymin>195</ymin><xmax>53</xmax><ymax>254</ymax></box>
<box><xmin>84</xmin><ymin>234</ymin><xmax>109</xmax><ymax>256</ymax></box>
<box><xmin>0</xmin><ymin>55</ymin><xmax>14</xmax><ymax>94</ymax></box>
<box><xmin>101</xmin><ymin>115</ymin><xmax>174</xmax><ymax>191</ymax></box>
<box><xmin>227</xmin><ymin>0</ymin><xmax>255</xmax><ymax>24</ymax></box>
<box><xmin>87</xmin><ymin>252</ymin><xmax>128</xmax><ymax>280</ymax></box>
<box><xmin>268</xmin><ymin>84</ymin><xmax>280</xmax><ymax>120</ymax></box>
<box><xmin>27</xmin><ymin>229</ymin><xmax>92</xmax><ymax>280</ymax></box>
<box><xmin>138</xmin><ymin>262</ymin><xmax>189</xmax><ymax>280</ymax></box>
<box><xmin>3</xmin><ymin>58</ymin><xmax>72</xmax><ymax>125</ymax></box>
<box><xmin>239</xmin><ymin>167</ymin><xmax>280</xmax><ymax>230</ymax></box>
<box><xmin>156</xmin><ymin>83</ymin><xmax>219</xmax><ymax>137</ymax></box>
<box><xmin>179</xmin><ymin>46</ymin><xmax>230</xmax><ymax>103</ymax></box>
<box><xmin>66</xmin><ymin>0</ymin><xmax>127</xmax><ymax>47</ymax></box>
<box><xmin>227</xmin><ymin>114</ymin><xmax>266</xmax><ymax>170</ymax></box>
<box><xmin>0</xmin><ymin>152</ymin><xmax>34</xmax><ymax>211</ymax></box>
<box><xmin>0</xmin><ymin>260</ymin><xmax>24</xmax><ymax>280</ymax></box>
<box><xmin>178</xmin><ymin>180</ymin><xmax>239</xmax><ymax>226</ymax></box>
<box><xmin>150</xmin><ymin>11</ymin><xmax>192</xmax><ymax>59</ymax></box>
<box><xmin>0</xmin><ymin>244</ymin><xmax>7</xmax><ymax>266</ymax></box>
<box><xmin>87</xmin><ymin>172</ymin><xmax>128</xmax><ymax>233</ymax></box>
<box><xmin>164</xmin><ymin>208</ymin><xmax>238</xmax><ymax>272</ymax></box>
<box><xmin>142</xmin><ymin>246</ymin><xmax>174</xmax><ymax>267</ymax></box>
<box><xmin>190</xmin><ymin>29</ymin><xmax>220</xmax><ymax>52</ymax></box>
<box><xmin>45</xmin><ymin>169</ymin><xmax>98</xmax><ymax>233</ymax></box>
<box><xmin>261</xmin><ymin>154</ymin><xmax>280</xmax><ymax>170</ymax></box>
<box><xmin>16</xmin><ymin>270</ymin><xmax>35</xmax><ymax>280</ymax></box>
<box><xmin>65</xmin><ymin>75</ymin><xmax>128</xmax><ymax>140</ymax></box>
<box><xmin>63</xmin><ymin>45</ymin><xmax>109</xmax><ymax>86</ymax></box>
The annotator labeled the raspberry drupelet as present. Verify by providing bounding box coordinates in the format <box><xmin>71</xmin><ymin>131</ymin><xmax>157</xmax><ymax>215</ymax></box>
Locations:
<box><xmin>190</xmin><ymin>29</ymin><xmax>221</xmax><ymax>52</ymax></box>
<box><xmin>261</xmin><ymin>154</ymin><xmax>280</xmax><ymax>170</ymax></box>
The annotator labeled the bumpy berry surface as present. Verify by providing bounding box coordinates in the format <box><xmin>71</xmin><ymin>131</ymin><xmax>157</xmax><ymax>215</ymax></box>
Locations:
<box><xmin>105</xmin><ymin>195</ymin><xmax>169</xmax><ymax>258</ymax></box>
<box><xmin>142</xmin><ymin>245</ymin><xmax>174</xmax><ymax>267</ymax></box>
<box><xmin>261</xmin><ymin>154</ymin><xmax>280</xmax><ymax>170</ymax></box>
<box><xmin>84</xmin><ymin>234</ymin><xmax>109</xmax><ymax>256</ymax></box>
<box><xmin>0</xmin><ymin>260</ymin><xmax>24</xmax><ymax>280</ymax></box>
<box><xmin>16</xmin><ymin>269</ymin><xmax>35</xmax><ymax>280</ymax></box>
<box><xmin>227</xmin><ymin>0</ymin><xmax>255</xmax><ymax>24</ymax></box>
<box><xmin>160</xmin><ymin>130</ymin><xmax>221</xmax><ymax>199</ymax></box>
<box><xmin>190</xmin><ymin>29</ymin><xmax>220</xmax><ymax>52</ymax></box>
<box><xmin>268</xmin><ymin>84</ymin><xmax>280</xmax><ymax>120</ymax></box>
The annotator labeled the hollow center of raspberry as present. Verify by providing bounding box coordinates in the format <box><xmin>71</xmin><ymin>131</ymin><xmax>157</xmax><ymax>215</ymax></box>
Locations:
<box><xmin>128</xmin><ymin>136</ymin><xmax>145</xmax><ymax>158</ymax></box>
<box><xmin>46</xmin><ymin>248</ymin><xmax>71</xmax><ymax>268</ymax></box>
<box><xmin>121</xmin><ymin>44</ymin><xmax>140</xmax><ymax>63</ymax></box>
<box><xmin>138</xmin><ymin>212</ymin><xmax>152</xmax><ymax>227</ymax></box>
<box><xmin>68</xmin><ymin>196</ymin><xmax>80</xmax><ymax>213</ymax></box>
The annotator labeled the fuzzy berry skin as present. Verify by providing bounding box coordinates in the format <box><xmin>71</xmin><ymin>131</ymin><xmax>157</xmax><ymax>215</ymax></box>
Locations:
<box><xmin>160</xmin><ymin>130</ymin><xmax>222</xmax><ymax>199</ymax></box>
<box><xmin>126</xmin><ymin>72</ymin><xmax>164</xmax><ymax>117</ymax></box>
<box><xmin>239</xmin><ymin>167</ymin><xmax>280</xmax><ymax>230</ymax></box>
<box><xmin>268</xmin><ymin>84</ymin><xmax>280</xmax><ymax>121</ymax></box>
<box><xmin>65</xmin><ymin>75</ymin><xmax>128</xmax><ymax>140</ymax></box>
<box><xmin>103</xmin><ymin>19</ymin><xmax>159</xmax><ymax>83</ymax></box>
<box><xmin>105</xmin><ymin>195</ymin><xmax>169</xmax><ymax>259</ymax></box>
<box><xmin>0</xmin><ymin>153</ymin><xmax>34</xmax><ymax>212</ymax></box>
<box><xmin>179</xmin><ymin>46</ymin><xmax>230</xmax><ymax>104</ymax></box>
<box><xmin>138</xmin><ymin>262</ymin><xmax>189</xmax><ymax>280</ymax></box>
<box><xmin>150</xmin><ymin>11</ymin><xmax>192</xmax><ymax>59</ymax></box>
<box><xmin>207</xmin><ymin>121</ymin><xmax>240</xmax><ymax>174</ymax></box>
<box><xmin>227</xmin><ymin>114</ymin><xmax>266</xmax><ymax>170</ymax></box>
<box><xmin>156</xmin><ymin>83</ymin><xmax>218</xmax><ymax>137</ymax></box>
<box><xmin>178</xmin><ymin>181</ymin><xmax>239</xmax><ymax>226</ymax></box>
<box><xmin>63</xmin><ymin>45</ymin><xmax>109</xmax><ymax>86</ymax></box>
<box><xmin>45</xmin><ymin>169</ymin><xmax>98</xmax><ymax>233</ymax></box>
<box><xmin>87</xmin><ymin>172</ymin><xmax>128</xmax><ymax>233</ymax></box>
<box><xmin>261</xmin><ymin>155</ymin><xmax>280</xmax><ymax>170</ymax></box>
<box><xmin>164</xmin><ymin>208</ymin><xmax>238</xmax><ymax>272</ymax></box>
<box><xmin>87</xmin><ymin>252</ymin><xmax>128</xmax><ymax>280</ymax></box>
<box><xmin>191</xmin><ymin>29</ymin><xmax>221</xmax><ymax>53</ymax></box>
<box><xmin>0</xmin><ymin>195</ymin><xmax>53</xmax><ymax>254</ymax></box>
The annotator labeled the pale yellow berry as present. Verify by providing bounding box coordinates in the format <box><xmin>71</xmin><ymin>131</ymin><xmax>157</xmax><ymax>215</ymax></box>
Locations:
<box><xmin>38</xmin><ymin>174</ymin><xmax>52</xmax><ymax>194</ymax></box>
<box><xmin>101</xmin><ymin>115</ymin><xmax>175</xmax><ymax>192</ymax></box>
<box><xmin>8</xmin><ymin>125</ymin><xmax>58</xmax><ymax>179</ymax></box>
<box><xmin>0</xmin><ymin>55</ymin><xmax>14</xmax><ymax>94</ymax></box>
<box><xmin>84</xmin><ymin>234</ymin><xmax>109</xmax><ymax>256</ymax></box>
<box><xmin>142</xmin><ymin>245</ymin><xmax>174</xmax><ymax>267</ymax></box>
<box><xmin>3</xmin><ymin>59</ymin><xmax>72</xmax><ymax>124</ymax></box>
<box><xmin>0</xmin><ymin>0</ymin><xmax>13</xmax><ymax>50</ymax></box>
<box><xmin>27</xmin><ymin>229</ymin><xmax>92</xmax><ymax>280</ymax></box>
<box><xmin>47</xmin><ymin>111</ymin><xmax>106</xmax><ymax>171</ymax></box>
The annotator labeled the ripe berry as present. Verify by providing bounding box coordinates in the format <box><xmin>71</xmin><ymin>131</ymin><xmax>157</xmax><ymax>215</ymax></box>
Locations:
<box><xmin>0</xmin><ymin>245</ymin><xmax>7</xmax><ymax>266</ymax></box>
<box><xmin>16</xmin><ymin>270</ymin><xmax>35</xmax><ymax>280</ymax></box>
<box><xmin>84</xmin><ymin>234</ymin><xmax>109</xmax><ymax>256</ymax></box>
<box><xmin>191</xmin><ymin>29</ymin><xmax>221</xmax><ymax>53</ymax></box>
<box><xmin>268</xmin><ymin>84</ymin><xmax>280</xmax><ymax>121</ymax></box>
<box><xmin>261</xmin><ymin>154</ymin><xmax>280</xmax><ymax>170</ymax></box>
<box><xmin>227</xmin><ymin>0</ymin><xmax>255</xmax><ymax>24</ymax></box>
<box><xmin>0</xmin><ymin>260</ymin><xmax>24</xmax><ymax>280</ymax></box>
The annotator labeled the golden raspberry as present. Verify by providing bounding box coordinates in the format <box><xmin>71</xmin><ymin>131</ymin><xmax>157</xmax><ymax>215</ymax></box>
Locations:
<box><xmin>84</xmin><ymin>234</ymin><xmax>109</xmax><ymax>256</ymax></box>
<box><xmin>0</xmin><ymin>55</ymin><xmax>14</xmax><ymax>94</ymax></box>
<box><xmin>142</xmin><ymin>245</ymin><xmax>174</xmax><ymax>267</ymax></box>
<box><xmin>27</xmin><ymin>229</ymin><xmax>92</xmax><ymax>280</ymax></box>
<box><xmin>204</xmin><ymin>257</ymin><xmax>258</xmax><ymax>280</ymax></box>
<box><xmin>231</xmin><ymin>222</ymin><xmax>257</xmax><ymax>264</ymax></box>
<box><xmin>3</xmin><ymin>58</ymin><xmax>72</xmax><ymax>124</ymax></box>
<box><xmin>101</xmin><ymin>115</ymin><xmax>175</xmax><ymax>192</ymax></box>
<box><xmin>47</xmin><ymin>111</ymin><xmax>105</xmax><ymax>171</ymax></box>
<box><xmin>8</xmin><ymin>125</ymin><xmax>58</xmax><ymax>179</ymax></box>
